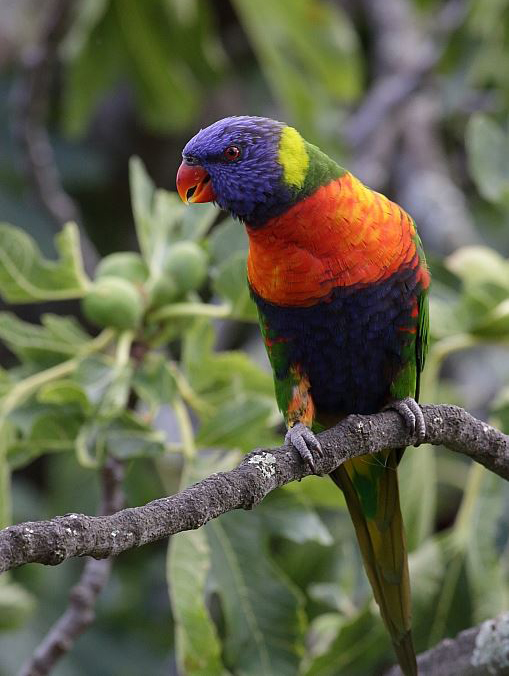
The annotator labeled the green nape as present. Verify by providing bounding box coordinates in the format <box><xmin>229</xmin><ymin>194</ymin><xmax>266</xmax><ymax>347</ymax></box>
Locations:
<box><xmin>278</xmin><ymin>126</ymin><xmax>345</xmax><ymax>199</ymax></box>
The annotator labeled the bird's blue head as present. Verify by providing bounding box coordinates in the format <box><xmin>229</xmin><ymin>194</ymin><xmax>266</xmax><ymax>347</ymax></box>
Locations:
<box><xmin>177</xmin><ymin>116</ymin><xmax>311</xmax><ymax>226</ymax></box>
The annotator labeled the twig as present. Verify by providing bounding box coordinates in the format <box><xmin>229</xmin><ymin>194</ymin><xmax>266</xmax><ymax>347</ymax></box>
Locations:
<box><xmin>10</xmin><ymin>0</ymin><xmax>98</xmax><ymax>273</ymax></box>
<box><xmin>17</xmin><ymin>457</ymin><xmax>124</xmax><ymax>676</ymax></box>
<box><xmin>0</xmin><ymin>404</ymin><xmax>507</xmax><ymax>574</ymax></box>
<box><xmin>385</xmin><ymin>611</ymin><xmax>509</xmax><ymax>676</ymax></box>
<box><xmin>346</xmin><ymin>0</ymin><xmax>467</xmax><ymax>150</ymax></box>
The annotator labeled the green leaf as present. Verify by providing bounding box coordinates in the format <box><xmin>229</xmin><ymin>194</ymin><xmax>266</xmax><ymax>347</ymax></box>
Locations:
<box><xmin>282</xmin><ymin>475</ymin><xmax>348</xmax><ymax>508</ymax></box>
<box><xmin>471</xmin><ymin>298</ymin><xmax>509</xmax><ymax>337</ymax></box>
<box><xmin>445</xmin><ymin>246</ymin><xmax>509</xmax><ymax>292</ymax></box>
<box><xmin>74</xmin><ymin>355</ymin><xmax>133</xmax><ymax>420</ymax></box>
<box><xmin>0</xmin><ymin>580</ymin><xmax>35</xmax><ymax>630</ymax></box>
<box><xmin>132</xmin><ymin>353</ymin><xmax>177</xmax><ymax>413</ymax></box>
<box><xmin>232</xmin><ymin>0</ymin><xmax>361</xmax><ymax>137</ymax></box>
<box><xmin>196</xmin><ymin>396</ymin><xmax>274</xmax><ymax>451</ymax></box>
<box><xmin>8</xmin><ymin>411</ymin><xmax>82</xmax><ymax>470</ymax></box>
<box><xmin>37</xmin><ymin>379</ymin><xmax>91</xmax><ymax>412</ymax></box>
<box><xmin>167</xmin><ymin>453</ymin><xmax>233</xmax><ymax>676</ymax></box>
<box><xmin>74</xmin><ymin>356</ymin><xmax>116</xmax><ymax>404</ymax></box>
<box><xmin>96</xmin><ymin>362</ymin><xmax>133</xmax><ymax>420</ymax></box>
<box><xmin>466</xmin><ymin>114</ymin><xmax>509</xmax><ymax>204</ymax></box>
<box><xmin>75</xmin><ymin>420</ymin><xmax>105</xmax><ymax>468</ymax></box>
<box><xmin>0</xmin><ymin>313</ymin><xmax>81</xmax><ymax>363</ymax></box>
<box><xmin>62</xmin><ymin>0</ymin><xmax>123</xmax><ymax>137</ymax></box>
<box><xmin>206</xmin><ymin>510</ymin><xmax>307</xmax><ymax>676</ymax></box>
<box><xmin>0</xmin><ymin>420</ymin><xmax>14</xmax><ymax>529</ymax></box>
<box><xmin>0</xmin><ymin>222</ymin><xmax>88</xmax><ymax>303</ymax></box>
<box><xmin>179</xmin><ymin>201</ymin><xmax>219</xmax><ymax>242</ymax></box>
<box><xmin>399</xmin><ymin>446</ymin><xmax>437</xmax><ymax>550</ymax></box>
<box><xmin>209</xmin><ymin>217</ymin><xmax>248</xmax><ymax>264</ymax></box>
<box><xmin>259</xmin><ymin>492</ymin><xmax>333</xmax><ymax>546</ymax></box>
<box><xmin>408</xmin><ymin>538</ymin><xmax>447</xmax><ymax>649</ymax></box>
<box><xmin>130</xmin><ymin>159</ymin><xmax>187</xmax><ymax>274</ymax></box>
<box><xmin>492</xmin><ymin>385</ymin><xmax>509</xmax><ymax>434</ymax></box>
<box><xmin>169</xmin><ymin>529</ymin><xmax>226</xmax><ymax>676</ymax></box>
<box><xmin>101</xmin><ymin>412</ymin><xmax>167</xmax><ymax>459</ymax></box>
<box><xmin>41</xmin><ymin>313</ymin><xmax>91</xmax><ymax>346</ymax></box>
<box><xmin>200</xmin><ymin>351</ymin><xmax>274</xmax><ymax>398</ymax></box>
<box><xmin>303</xmin><ymin>607</ymin><xmax>387</xmax><ymax>676</ymax></box>
<box><xmin>212</xmin><ymin>251</ymin><xmax>258</xmax><ymax>322</ymax></box>
<box><xmin>115</xmin><ymin>0</ymin><xmax>199</xmax><ymax>132</ymax></box>
<box><xmin>425</xmin><ymin>464</ymin><xmax>509</xmax><ymax>647</ymax></box>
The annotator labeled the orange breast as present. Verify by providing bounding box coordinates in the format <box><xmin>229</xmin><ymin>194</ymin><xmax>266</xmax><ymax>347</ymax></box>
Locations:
<box><xmin>246</xmin><ymin>173</ymin><xmax>423</xmax><ymax>306</ymax></box>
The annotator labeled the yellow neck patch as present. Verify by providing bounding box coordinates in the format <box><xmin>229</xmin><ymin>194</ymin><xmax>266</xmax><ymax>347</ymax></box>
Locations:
<box><xmin>278</xmin><ymin>126</ymin><xmax>308</xmax><ymax>189</ymax></box>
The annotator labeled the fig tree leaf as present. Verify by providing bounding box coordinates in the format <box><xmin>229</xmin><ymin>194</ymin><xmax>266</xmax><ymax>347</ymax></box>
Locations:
<box><xmin>132</xmin><ymin>353</ymin><xmax>177</xmax><ymax>413</ymax></box>
<box><xmin>211</xmin><ymin>251</ymin><xmax>258</xmax><ymax>322</ymax></box>
<box><xmin>259</xmin><ymin>498</ymin><xmax>333</xmax><ymax>546</ymax></box>
<box><xmin>196</xmin><ymin>396</ymin><xmax>274</xmax><ymax>451</ymax></box>
<box><xmin>466</xmin><ymin>114</ymin><xmax>509</xmax><ymax>205</ymax></box>
<box><xmin>0</xmin><ymin>420</ymin><xmax>14</xmax><ymax>529</ymax></box>
<box><xmin>101</xmin><ymin>413</ymin><xmax>166</xmax><ymax>459</ymax></box>
<box><xmin>0</xmin><ymin>580</ymin><xmax>35</xmax><ymax>630</ymax></box>
<box><xmin>8</xmin><ymin>411</ymin><xmax>82</xmax><ymax>470</ymax></box>
<box><xmin>208</xmin><ymin>217</ymin><xmax>248</xmax><ymax>264</ymax></box>
<box><xmin>168</xmin><ymin>456</ymin><xmax>227</xmax><ymax>676</ymax></box>
<box><xmin>37</xmin><ymin>379</ymin><xmax>91</xmax><ymax>412</ymax></box>
<box><xmin>0</xmin><ymin>222</ymin><xmax>88</xmax><ymax>303</ymax></box>
<box><xmin>206</xmin><ymin>510</ymin><xmax>307</xmax><ymax>676</ymax></box>
<box><xmin>0</xmin><ymin>313</ymin><xmax>82</xmax><ymax>363</ymax></box>
<box><xmin>303</xmin><ymin>607</ymin><xmax>387</xmax><ymax>676</ymax></box>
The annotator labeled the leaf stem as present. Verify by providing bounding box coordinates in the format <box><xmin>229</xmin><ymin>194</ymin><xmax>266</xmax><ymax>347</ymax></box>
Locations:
<box><xmin>0</xmin><ymin>328</ymin><xmax>115</xmax><ymax>420</ymax></box>
<box><xmin>149</xmin><ymin>302</ymin><xmax>232</xmax><ymax>323</ymax></box>
<box><xmin>173</xmin><ymin>397</ymin><xmax>195</xmax><ymax>459</ymax></box>
<box><xmin>167</xmin><ymin>362</ymin><xmax>214</xmax><ymax>417</ymax></box>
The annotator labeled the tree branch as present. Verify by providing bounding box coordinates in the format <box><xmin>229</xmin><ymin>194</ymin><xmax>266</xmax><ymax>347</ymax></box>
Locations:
<box><xmin>17</xmin><ymin>457</ymin><xmax>124</xmax><ymax>676</ymax></box>
<box><xmin>385</xmin><ymin>612</ymin><xmax>509</xmax><ymax>676</ymax></box>
<box><xmin>10</xmin><ymin>0</ymin><xmax>99</xmax><ymax>273</ymax></box>
<box><xmin>0</xmin><ymin>404</ymin><xmax>507</xmax><ymax>575</ymax></box>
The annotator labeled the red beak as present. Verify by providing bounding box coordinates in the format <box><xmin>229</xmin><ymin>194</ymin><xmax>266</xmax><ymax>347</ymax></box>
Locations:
<box><xmin>176</xmin><ymin>162</ymin><xmax>216</xmax><ymax>204</ymax></box>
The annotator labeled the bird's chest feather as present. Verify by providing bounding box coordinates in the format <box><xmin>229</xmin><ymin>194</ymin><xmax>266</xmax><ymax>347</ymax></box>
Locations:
<box><xmin>253</xmin><ymin>268</ymin><xmax>421</xmax><ymax>415</ymax></box>
<box><xmin>246</xmin><ymin>175</ymin><xmax>428</xmax><ymax>414</ymax></box>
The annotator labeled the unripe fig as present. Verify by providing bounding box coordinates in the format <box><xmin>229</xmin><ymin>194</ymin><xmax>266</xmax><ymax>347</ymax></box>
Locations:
<box><xmin>163</xmin><ymin>242</ymin><xmax>208</xmax><ymax>294</ymax></box>
<box><xmin>148</xmin><ymin>276</ymin><xmax>180</xmax><ymax>309</ymax></box>
<box><xmin>82</xmin><ymin>276</ymin><xmax>143</xmax><ymax>330</ymax></box>
<box><xmin>96</xmin><ymin>252</ymin><xmax>148</xmax><ymax>286</ymax></box>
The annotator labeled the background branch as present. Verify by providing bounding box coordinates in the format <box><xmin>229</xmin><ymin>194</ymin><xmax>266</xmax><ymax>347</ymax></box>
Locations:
<box><xmin>385</xmin><ymin>612</ymin><xmax>509</xmax><ymax>676</ymax></box>
<box><xmin>9</xmin><ymin>0</ymin><xmax>98</xmax><ymax>272</ymax></box>
<box><xmin>17</xmin><ymin>457</ymin><xmax>124</xmax><ymax>676</ymax></box>
<box><xmin>0</xmin><ymin>404</ymin><xmax>507</xmax><ymax>575</ymax></box>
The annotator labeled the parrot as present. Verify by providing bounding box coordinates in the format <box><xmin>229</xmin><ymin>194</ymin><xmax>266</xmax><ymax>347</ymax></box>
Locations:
<box><xmin>176</xmin><ymin>116</ymin><xmax>430</xmax><ymax>676</ymax></box>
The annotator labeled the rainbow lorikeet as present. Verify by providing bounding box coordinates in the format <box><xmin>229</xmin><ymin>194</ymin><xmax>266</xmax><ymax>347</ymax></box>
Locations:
<box><xmin>176</xmin><ymin>116</ymin><xmax>430</xmax><ymax>676</ymax></box>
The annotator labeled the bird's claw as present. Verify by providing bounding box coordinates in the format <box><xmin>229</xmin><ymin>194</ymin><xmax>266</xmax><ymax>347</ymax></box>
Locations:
<box><xmin>285</xmin><ymin>423</ymin><xmax>322</xmax><ymax>473</ymax></box>
<box><xmin>384</xmin><ymin>397</ymin><xmax>426</xmax><ymax>446</ymax></box>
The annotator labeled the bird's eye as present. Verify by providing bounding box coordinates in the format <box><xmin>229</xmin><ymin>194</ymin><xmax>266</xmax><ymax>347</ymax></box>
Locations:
<box><xmin>223</xmin><ymin>145</ymin><xmax>241</xmax><ymax>161</ymax></box>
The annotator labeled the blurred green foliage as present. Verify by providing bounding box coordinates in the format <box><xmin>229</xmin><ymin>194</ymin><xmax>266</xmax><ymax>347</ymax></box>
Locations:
<box><xmin>0</xmin><ymin>0</ymin><xmax>509</xmax><ymax>674</ymax></box>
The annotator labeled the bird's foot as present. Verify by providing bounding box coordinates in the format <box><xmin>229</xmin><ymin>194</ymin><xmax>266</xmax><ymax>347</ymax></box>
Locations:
<box><xmin>285</xmin><ymin>423</ymin><xmax>322</xmax><ymax>473</ymax></box>
<box><xmin>384</xmin><ymin>397</ymin><xmax>426</xmax><ymax>446</ymax></box>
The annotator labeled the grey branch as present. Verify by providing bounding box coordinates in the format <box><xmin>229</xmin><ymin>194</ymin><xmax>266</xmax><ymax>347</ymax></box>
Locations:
<box><xmin>1</xmin><ymin>404</ymin><xmax>508</xmax><ymax>575</ymax></box>
<box><xmin>17</xmin><ymin>458</ymin><xmax>125</xmax><ymax>676</ymax></box>
<box><xmin>385</xmin><ymin>612</ymin><xmax>509</xmax><ymax>676</ymax></box>
<box><xmin>10</xmin><ymin>0</ymin><xmax>99</xmax><ymax>273</ymax></box>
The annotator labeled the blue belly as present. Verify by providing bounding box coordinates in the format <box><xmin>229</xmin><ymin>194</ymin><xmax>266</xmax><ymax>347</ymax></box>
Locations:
<box><xmin>252</xmin><ymin>266</ymin><xmax>421</xmax><ymax>416</ymax></box>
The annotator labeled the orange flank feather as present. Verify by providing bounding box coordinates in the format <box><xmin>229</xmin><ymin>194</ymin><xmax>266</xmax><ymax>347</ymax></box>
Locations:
<box><xmin>247</xmin><ymin>172</ymin><xmax>428</xmax><ymax>307</ymax></box>
<box><xmin>287</xmin><ymin>367</ymin><xmax>315</xmax><ymax>428</ymax></box>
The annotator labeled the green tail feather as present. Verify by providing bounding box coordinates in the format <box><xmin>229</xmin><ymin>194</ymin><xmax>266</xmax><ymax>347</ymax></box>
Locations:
<box><xmin>330</xmin><ymin>450</ymin><xmax>417</xmax><ymax>676</ymax></box>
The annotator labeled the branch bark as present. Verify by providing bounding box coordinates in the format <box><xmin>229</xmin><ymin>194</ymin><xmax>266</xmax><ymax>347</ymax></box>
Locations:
<box><xmin>0</xmin><ymin>404</ymin><xmax>508</xmax><ymax>575</ymax></box>
<box><xmin>385</xmin><ymin>612</ymin><xmax>509</xmax><ymax>676</ymax></box>
<box><xmin>17</xmin><ymin>457</ymin><xmax>124</xmax><ymax>676</ymax></box>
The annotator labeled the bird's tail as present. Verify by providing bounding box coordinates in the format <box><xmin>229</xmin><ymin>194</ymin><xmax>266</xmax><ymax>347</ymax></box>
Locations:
<box><xmin>330</xmin><ymin>449</ymin><xmax>417</xmax><ymax>676</ymax></box>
